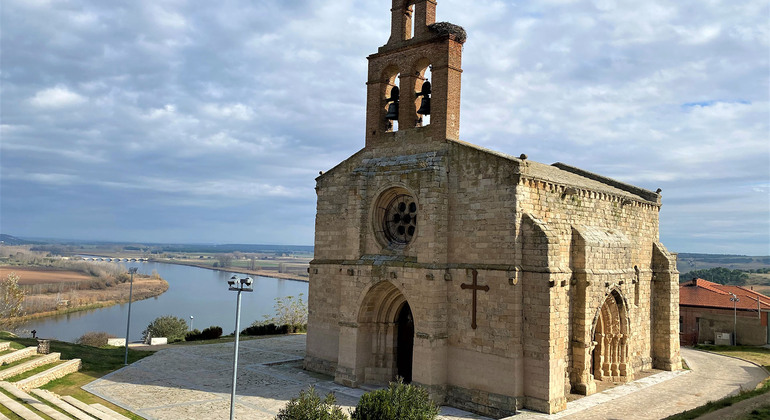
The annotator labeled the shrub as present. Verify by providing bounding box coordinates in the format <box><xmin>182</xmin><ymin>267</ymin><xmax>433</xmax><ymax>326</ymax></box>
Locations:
<box><xmin>142</xmin><ymin>315</ymin><xmax>188</xmax><ymax>342</ymax></box>
<box><xmin>185</xmin><ymin>329</ymin><xmax>202</xmax><ymax>341</ymax></box>
<box><xmin>276</xmin><ymin>386</ymin><xmax>347</xmax><ymax>420</ymax></box>
<box><xmin>242</xmin><ymin>323</ymin><xmax>307</xmax><ymax>336</ymax></box>
<box><xmin>185</xmin><ymin>326</ymin><xmax>223</xmax><ymax>341</ymax></box>
<box><xmin>273</xmin><ymin>294</ymin><xmax>308</xmax><ymax>325</ymax></box>
<box><xmin>76</xmin><ymin>331</ymin><xmax>116</xmax><ymax>347</ymax></box>
<box><xmin>351</xmin><ymin>380</ymin><xmax>439</xmax><ymax>420</ymax></box>
<box><xmin>201</xmin><ymin>325</ymin><xmax>223</xmax><ymax>339</ymax></box>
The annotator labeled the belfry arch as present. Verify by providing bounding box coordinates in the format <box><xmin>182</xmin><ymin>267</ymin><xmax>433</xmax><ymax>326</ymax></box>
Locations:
<box><xmin>591</xmin><ymin>290</ymin><xmax>631</xmax><ymax>382</ymax></box>
<box><xmin>355</xmin><ymin>281</ymin><xmax>414</xmax><ymax>384</ymax></box>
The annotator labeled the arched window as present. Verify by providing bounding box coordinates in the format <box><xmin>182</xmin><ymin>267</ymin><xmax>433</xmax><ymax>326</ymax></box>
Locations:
<box><xmin>414</xmin><ymin>59</ymin><xmax>432</xmax><ymax>127</ymax></box>
<box><xmin>385</xmin><ymin>73</ymin><xmax>401</xmax><ymax>132</ymax></box>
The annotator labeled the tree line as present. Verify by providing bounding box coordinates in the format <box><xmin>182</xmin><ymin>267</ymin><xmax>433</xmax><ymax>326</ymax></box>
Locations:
<box><xmin>680</xmin><ymin>267</ymin><xmax>749</xmax><ymax>285</ymax></box>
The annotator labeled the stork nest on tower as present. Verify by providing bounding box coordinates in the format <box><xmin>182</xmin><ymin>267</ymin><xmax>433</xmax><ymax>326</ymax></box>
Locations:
<box><xmin>428</xmin><ymin>22</ymin><xmax>467</xmax><ymax>43</ymax></box>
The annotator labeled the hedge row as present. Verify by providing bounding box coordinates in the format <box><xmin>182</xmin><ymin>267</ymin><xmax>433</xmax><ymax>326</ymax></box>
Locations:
<box><xmin>185</xmin><ymin>326</ymin><xmax>223</xmax><ymax>341</ymax></box>
<box><xmin>241</xmin><ymin>323</ymin><xmax>307</xmax><ymax>336</ymax></box>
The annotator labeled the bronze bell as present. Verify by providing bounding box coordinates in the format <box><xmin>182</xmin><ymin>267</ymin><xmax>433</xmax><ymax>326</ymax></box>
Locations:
<box><xmin>385</xmin><ymin>103</ymin><xmax>399</xmax><ymax>120</ymax></box>
<box><xmin>416</xmin><ymin>97</ymin><xmax>430</xmax><ymax>116</ymax></box>
<box><xmin>385</xmin><ymin>86</ymin><xmax>400</xmax><ymax>120</ymax></box>
<box><xmin>416</xmin><ymin>80</ymin><xmax>431</xmax><ymax>115</ymax></box>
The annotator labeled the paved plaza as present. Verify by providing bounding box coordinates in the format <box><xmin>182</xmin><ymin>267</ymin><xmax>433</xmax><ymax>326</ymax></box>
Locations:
<box><xmin>84</xmin><ymin>335</ymin><xmax>767</xmax><ymax>420</ymax></box>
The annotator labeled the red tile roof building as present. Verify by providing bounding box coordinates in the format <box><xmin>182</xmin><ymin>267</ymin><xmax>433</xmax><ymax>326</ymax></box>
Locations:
<box><xmin>679</xmin><ymin>278</ymin><xmax>770</xmax><ymax>346</ymax></box>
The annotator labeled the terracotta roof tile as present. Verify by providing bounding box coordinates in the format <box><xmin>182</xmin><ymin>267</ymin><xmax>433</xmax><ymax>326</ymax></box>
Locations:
<box><xmin>679</xmin><ymin>278</ymin><xmax>770</xmax><ymax>311</ymax></box>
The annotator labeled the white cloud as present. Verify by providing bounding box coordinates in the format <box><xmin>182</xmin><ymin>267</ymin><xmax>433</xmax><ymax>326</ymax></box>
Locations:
<box><xmin>200</xmin><ymin>103</ymin><xmax>254</xmax><ymax>121</ymax></box>
<box><xmin>1</xmin><ymin>0</ymin><xmax>767</xmax><ymax>252</ymax></box>
<box><xmin>28</xmin><ymin>86</ymin><xmax>87</xmax><ymax>108</ymax></box>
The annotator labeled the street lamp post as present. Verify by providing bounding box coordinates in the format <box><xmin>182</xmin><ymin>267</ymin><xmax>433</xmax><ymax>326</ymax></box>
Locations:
<box><xmin>730</xmin><ymin>292</ymin><xmax>739</xmax><ymax>345</ymax></box>
<box><xmin>227</xmin><ymin>275</ymin><xmax>253</xmax><ymax>420</ymax></box>
<box><xmin>124</xmin><ymin>267</ymin><xmax>138</xmax><ymax>366</ymax></box>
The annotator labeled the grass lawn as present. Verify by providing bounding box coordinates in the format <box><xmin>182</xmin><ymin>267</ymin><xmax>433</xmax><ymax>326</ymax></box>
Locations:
<box><xmin>665</xmin><ymin>346</ymin><xmax>770</xmax><ymax>420</ymax></box>
<box><xmin>742</xmin><ymin>405</ymin><xmax>770</xmax><ymax>420</ymax></box>
<box><xmin>0</xmin><ymin>331</ymin><xmax>153</xmax><ymax>420</ymax></box>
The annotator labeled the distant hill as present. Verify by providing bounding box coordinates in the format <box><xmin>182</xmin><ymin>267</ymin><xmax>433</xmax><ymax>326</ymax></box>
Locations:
<box><xmin>0</xmin><ymin>234</ymin><xmax>40</xmax><ymax>245</ymax></box>
<box><xmin>677</xmin><ymin>253</ymin><xmax>770</xmax><ymax>289</ymax></box>
<box><xmin>677</xmin><ymin>253</ymin><xmax>770</xmax><ymax>273</ymax></box>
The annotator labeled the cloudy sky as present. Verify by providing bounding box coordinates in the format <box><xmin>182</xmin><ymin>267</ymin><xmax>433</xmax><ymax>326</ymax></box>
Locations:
<box><xmin>1</xmin><ymin>0</ymin><xmax>768</xmax><ymax>255</ymax></box>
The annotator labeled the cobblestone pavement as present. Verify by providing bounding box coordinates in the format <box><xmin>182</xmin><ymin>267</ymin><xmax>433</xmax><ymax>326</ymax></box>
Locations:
<box><xmin>512</xmin><ymin>348</ymin><xmax>768</xmax><ymax>420</ymax></box>
<box><xmin>85</xmin><ymin>338</ymin><xmax>766</xmax><ymax>420</ymax></box>
<box><xmin>84</xmin><ymin>335</ymin><xmax>488</xmax><ymax>420</ymax></box>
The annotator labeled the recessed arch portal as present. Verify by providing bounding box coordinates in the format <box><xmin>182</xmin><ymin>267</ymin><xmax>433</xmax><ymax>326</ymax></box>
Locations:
<box><xmin>356</xmin><ymin>281</ymin><xmax>414</xmax><ymax>384</ymax></box>
<box><xmin>591</xmin><ymin>289</ymin><xmax>631</xmax><ymax>382</ymax></box>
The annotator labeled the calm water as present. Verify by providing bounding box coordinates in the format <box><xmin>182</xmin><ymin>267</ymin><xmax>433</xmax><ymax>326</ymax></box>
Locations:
<box><xmin>22</xmin><ymin>261</ymin><xmax>308</xmax><ymax>342</ymax></box>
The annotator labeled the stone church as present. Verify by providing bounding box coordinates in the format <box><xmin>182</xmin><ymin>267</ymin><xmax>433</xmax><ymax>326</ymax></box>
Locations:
<box><xmin>305</xmin><ymin>1</ymin><xmax>681</xmax><ymax>417</ymax></box>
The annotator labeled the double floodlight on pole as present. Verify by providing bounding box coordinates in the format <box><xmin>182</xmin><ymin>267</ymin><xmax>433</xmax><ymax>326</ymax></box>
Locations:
<box><xmin>124</xmin><ymin>267</ymin><xmax>138</xmax><ymax>366</ymax></box>
<box><xmin>228</xmin><ymin>275</ymin><xmax>253</xmax><ymax>420</ymax></box>
<box><xmin>729</xmin><ymin>292</ymin><xmax>739</xmax><ymax>345</ymax></box>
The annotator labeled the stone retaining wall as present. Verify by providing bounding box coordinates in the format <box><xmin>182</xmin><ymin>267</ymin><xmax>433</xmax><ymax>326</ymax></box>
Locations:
<box><xmin>16</xmin><ymin>359</ymin><xmax>82</xmax><ymax>392</ymax></box>
<box><xmin>0</xmin><ymin>347</ymin><xmax>37</xmax><ymax>365</ymax></box>
<box><xmin>0</xmin><ymin>352</ymin><xmax>61</xmax><ymax>380</ymax></box>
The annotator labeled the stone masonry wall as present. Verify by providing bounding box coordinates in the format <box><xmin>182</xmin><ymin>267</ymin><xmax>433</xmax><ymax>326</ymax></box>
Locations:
<box><xmin>308</xmin><ymin>137</ymin><xmax>679</xmax><ymax>416</ymax></box>
<box><xmin>515</xmin><ymin>158</ymin><xmax>672</xmax><ymax>407</ymax></box>
<box><xmin>16</xmin><ymin>359</ymin><xmax>82</xmax><ymax>392</ymax></box>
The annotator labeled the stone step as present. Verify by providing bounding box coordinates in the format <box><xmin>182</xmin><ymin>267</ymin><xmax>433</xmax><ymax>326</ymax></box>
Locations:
<box><xmin>0</xmin><ymin>353</ymin><xmax>61</xmax><ymax>380</ymax></box>
<box><xmin>62</xmin><ymin>395</ymin><xmax>120</xmax><ymax>420</ymax></box>
<box><xmin>0</xmin><ymin>387</ymin><xmax>45</xmax><ymax>420</ymax></box>
<box><xmin>0</xmin><ymin>342</ymin><xmax>10</xmax><ymax>352</ymax></box>
<box><xmin>31</xmin><ymin>389</ymin><xmax>93</xmax><ymax>420</ymax></box>
<box><xmin>91</xmin><ymin>403</ymin><xmax>131</xmax><ymax>420</ymax></box>
<box><xmin>0</xmin><ymin>348</ymin><xmax>37</xmax><ymax>366</ymax></box>
<box><xmin>15</xmin><ymin>359</ymin><xmax>81</xmax><ymax>392</ymax></box>
<box><xmin>0</xmin><ymin>382</ymin><xmax>71</xmax><ymax>420</ymax></box>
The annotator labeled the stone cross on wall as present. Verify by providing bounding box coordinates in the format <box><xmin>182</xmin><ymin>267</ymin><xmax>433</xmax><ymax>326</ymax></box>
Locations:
<box><xmin>461</xmin><ymin>269</ymin><xmax>489</xmax><ymax>329</ymax></box>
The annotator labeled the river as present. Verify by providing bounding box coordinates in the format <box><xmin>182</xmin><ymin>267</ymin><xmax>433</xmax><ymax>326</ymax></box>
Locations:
<box><xmin>21</xmin><ymin>260</ymin><xmax>309</xmax><ymax>343</ymax></box>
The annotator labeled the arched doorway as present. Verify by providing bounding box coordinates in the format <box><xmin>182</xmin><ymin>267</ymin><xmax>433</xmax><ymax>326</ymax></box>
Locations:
<box><xmin>591</xmin><ymin>290</ymin><xmax>630</xmax><ymax>382</ymax></box>
<box><xmin>354</xmin><ymin>281</ymin><xmax>414</xmax><ymax>385</ymax></box>
<box><xmin>396</xmin><ymin>302</ymin><xmax>414</xmax><ymax>382</ymax></box>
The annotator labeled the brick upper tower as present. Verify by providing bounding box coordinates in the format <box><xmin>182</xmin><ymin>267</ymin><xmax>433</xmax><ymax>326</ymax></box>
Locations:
<box><xmin>365</xmin><ymin>0</ymin><xmax>466</xmax><ymax>147</ymax></box>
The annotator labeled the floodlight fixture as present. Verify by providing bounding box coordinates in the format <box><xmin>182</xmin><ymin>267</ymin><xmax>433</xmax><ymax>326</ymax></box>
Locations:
<box><xmin>227</xmin><ymin>275</ymin><xmax>254</xmax><ymax>420</ymax></box>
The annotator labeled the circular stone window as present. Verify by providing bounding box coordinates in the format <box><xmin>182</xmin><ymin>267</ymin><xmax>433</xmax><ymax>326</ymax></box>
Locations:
<box><xmin>375</xmin><ymin>188</ymin><xmax>418</xmax><ymax>247</ymax></box>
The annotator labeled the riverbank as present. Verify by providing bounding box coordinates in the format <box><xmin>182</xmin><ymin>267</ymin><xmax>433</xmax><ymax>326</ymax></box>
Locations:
<box><xmin>151</xmin><ymin>258</ymin><xmax>308</xmax><ymax>282</ymax></box>
<box><xmin>17</xmin><ymin>259</ymin><xmax>309</xmax><ymax>342</ymax></box>
<box><xmin>69</xmin><ymin>251</ymin><xmax>310</xmax><ymax>282</ymax></box>
<box><xmin>1</xmin><ymin>267</ymin><xmax>169</xmax><ymax>320</ymax></box>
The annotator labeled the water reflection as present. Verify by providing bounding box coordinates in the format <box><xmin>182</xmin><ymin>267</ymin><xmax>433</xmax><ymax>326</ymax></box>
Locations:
<box><xmin>22</xmin><ymin>261</ymin><xmax>308</xmax><ymax>342</ymax></box>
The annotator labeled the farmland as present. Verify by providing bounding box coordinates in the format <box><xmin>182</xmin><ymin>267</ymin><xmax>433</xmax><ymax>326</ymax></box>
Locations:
<box><xmin>0</xmin><ymin>249</ymin><xmax>168</xmax><ymax>318</ymax></box>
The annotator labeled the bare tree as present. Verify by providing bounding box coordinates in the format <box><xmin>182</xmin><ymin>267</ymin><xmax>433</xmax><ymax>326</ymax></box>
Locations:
<box><xmin>0</xmin><ymin>272</ymin><xmax>26</xmax><ymax>332</ymax></box>
<box><xmin>217</xmin><ymin>253</ymin><xmax>234</xmax><ymax>268</ymax></box>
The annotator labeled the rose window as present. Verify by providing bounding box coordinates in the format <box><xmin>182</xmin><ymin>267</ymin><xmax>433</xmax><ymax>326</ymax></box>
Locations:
<box><xmin>376</xmin><ymin>190</ymin><xmax>418</xmax><ymax>247</ymax></box>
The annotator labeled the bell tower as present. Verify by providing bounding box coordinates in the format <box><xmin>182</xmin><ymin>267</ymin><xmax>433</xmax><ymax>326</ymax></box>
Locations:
<box><xmin>365</xmin><ymin>0</ymin><xmax>466</xmax><ymax>147</ymax></box>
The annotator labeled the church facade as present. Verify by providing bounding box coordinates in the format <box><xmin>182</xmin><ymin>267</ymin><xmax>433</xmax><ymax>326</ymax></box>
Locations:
<box><xmin>304</xmin><ymin>1</ymin><xmax>681</xmax><ymax>417</ymax></box>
